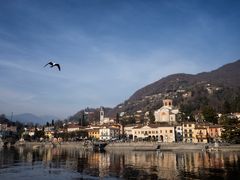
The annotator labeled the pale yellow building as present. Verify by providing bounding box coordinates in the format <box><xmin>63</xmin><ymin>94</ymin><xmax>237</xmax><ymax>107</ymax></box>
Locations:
<box><xmin>194</xmin><ymin>125</ymin><xmax>208</xmax><ymax>143</ymax></box>
<box><xmin>132</xmin><ymin>124</ymin><xmax>175</xmax><ymax>142</ymax></box>
<box><xmin>182</xmin><ymin>122</ymin><xmax>195</xmax><ymax>143</ymax></box>
<box><xmin>88</xmin><ymin>128</ymin><xmax>100</xmax><ymax>140</ymax></box>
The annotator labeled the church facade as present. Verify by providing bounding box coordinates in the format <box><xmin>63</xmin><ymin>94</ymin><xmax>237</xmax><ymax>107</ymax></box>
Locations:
<box><xmin>154</xmin><ymin>99</ymin><xmax>179</xmax><ymax>123</ymax></box>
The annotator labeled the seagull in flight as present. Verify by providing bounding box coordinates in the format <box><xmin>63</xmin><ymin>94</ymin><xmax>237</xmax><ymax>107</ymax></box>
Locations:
<box><xmin>44</xmin><ymin>61</ymin><xmax>61</xmax><ymax>71</ymax></box>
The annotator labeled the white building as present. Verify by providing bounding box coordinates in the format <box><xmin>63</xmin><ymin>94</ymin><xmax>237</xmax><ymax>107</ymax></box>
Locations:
<box><xmin>67</xmin><ymin>124</ymin><xmax>80</xmax><ymax>132</ymax></box>
<box><xmin>123</xmin><ymin>125</ymin><xmax>137</xmax><ymax>139</ymax></box>
<box><xmin>154</xmin><ymin>99</ymin><xmax>179</xmax><ymax>123</ymax></box>
<box><xmin>175</xmin><ymin>125</ymin><xmax>183</xmax><ymax>142</ymax></box>
<box><xmin>99</xmin><ymin>126</ymin><xmax>120</xmax><ymax>141</ymax></box>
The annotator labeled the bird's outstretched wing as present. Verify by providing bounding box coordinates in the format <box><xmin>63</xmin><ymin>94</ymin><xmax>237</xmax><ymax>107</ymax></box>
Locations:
<box><xmin>54</xmin><ymin>64</ymin><xmax>61</xmax><ymax>71</ymax></box>
<box><xmin>44</xmin><ymin>61</ymin><xmax>53</xmax><ymax>67</ymax></box>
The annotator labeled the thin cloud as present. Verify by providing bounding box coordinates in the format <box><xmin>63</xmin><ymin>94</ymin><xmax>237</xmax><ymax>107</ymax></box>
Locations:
<box><xmin>0</xmin><ymin>1</ymin><xmax>240</xmax><ymax>118</ymax></box>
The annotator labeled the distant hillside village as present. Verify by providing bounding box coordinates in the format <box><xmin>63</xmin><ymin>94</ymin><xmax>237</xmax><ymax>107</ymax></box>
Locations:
<box><xmin>1</xmin><ymin>98</ymin><xmax>240</xmax><ymax>145</ymax></box>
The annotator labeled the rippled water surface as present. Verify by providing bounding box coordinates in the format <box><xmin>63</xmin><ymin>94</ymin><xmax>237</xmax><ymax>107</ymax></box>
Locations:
<box><xmin>0</xmin><ymin>146</ymin><xmax>240</xmax><ymax>179</ymax></box>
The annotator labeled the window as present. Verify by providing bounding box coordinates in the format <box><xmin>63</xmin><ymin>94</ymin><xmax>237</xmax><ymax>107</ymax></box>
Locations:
<box><xmin>189</xmin><ymin>124</ymin><xmax>192</xmax><ymax>127</ymax></box>
<box><xmin>170</xmin><ymin>130</ymin><xmax>173</xmax><ymax>133</ymax></box>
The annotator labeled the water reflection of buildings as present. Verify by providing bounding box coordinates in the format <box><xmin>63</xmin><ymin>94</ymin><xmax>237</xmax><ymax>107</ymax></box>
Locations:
<box><xmin>1</xmin><ymin>147</ymin><xmax>240</xmax><ymax>179</ymax></box>
<box><xmin>123</xmin><ymin>151</ymin><xmax>178</xmax><ymax>179</ymax></box>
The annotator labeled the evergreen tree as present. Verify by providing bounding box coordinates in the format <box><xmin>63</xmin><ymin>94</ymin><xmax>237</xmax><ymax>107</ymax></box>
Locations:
<box><xmin>202</xmin><ymin>106</ymin><xmax>218</xmax><ymax>124</ymax></box>
<box><xmin>220</xmin><ymin>115</ymin><xmax>240</xmax><ymax>144</ymax></box>
<box><xmin>51</xmin><ymin>119</ymin><xmax>55</xmax><ymax>126</ymax></box>
<box><xmin>223</xmin><ymin>100</ymin><xmax>231</xmax><ymax>114</ymax></box>
<box><xmin>148</xmin><ymin>111</ymin><xmax>155</xmax><ymax>124</ymax></box>
<box><xmin>116</xmin><ymin>113</ymin><xmax>120</xmax><ymax>123</ymax></box>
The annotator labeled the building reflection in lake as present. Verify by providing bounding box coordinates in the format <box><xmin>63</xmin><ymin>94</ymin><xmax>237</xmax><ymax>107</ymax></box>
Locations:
<box><xmin>1</xmin><ymin>147</ymin><xmax>240</xmax><ymax>179</ymax></box>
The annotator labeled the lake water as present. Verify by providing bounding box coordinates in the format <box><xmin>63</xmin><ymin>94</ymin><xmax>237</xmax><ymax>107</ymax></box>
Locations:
<box><xmin>0</xmin><ymin>146</ymin><xmax>240</xmax><ymax>180</ymax></box>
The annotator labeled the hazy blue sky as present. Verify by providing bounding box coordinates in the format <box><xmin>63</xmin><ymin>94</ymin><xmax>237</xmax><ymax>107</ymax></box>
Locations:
<box><xmin>0</xmin><ymin>0</ymin><xmax>240</xmax><ymax>119</ymax></box>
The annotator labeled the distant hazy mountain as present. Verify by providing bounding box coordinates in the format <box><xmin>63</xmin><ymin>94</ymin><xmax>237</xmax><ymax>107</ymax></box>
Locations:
<box><xmin>10</xmin><ymin>113</ymin><xmax>59</xmax><ymax>125</ymax></box>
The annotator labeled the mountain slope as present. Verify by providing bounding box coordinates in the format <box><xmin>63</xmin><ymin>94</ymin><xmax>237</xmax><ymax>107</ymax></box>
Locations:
<box><xmin>107</xmin><ymin>59</ymin><xmax>240</xmax><ymax>118</ymax></box>
<box><xmin>129</xmin><ymin>60</ymin><xmax>240</xmax><ymax>101</ymax></box>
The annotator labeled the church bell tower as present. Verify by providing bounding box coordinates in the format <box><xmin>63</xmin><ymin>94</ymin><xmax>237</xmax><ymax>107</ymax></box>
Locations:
<box><xmin>100</xmin><ymin>106</ymin><xmax>104</xmax><ymax>124</ymax></box>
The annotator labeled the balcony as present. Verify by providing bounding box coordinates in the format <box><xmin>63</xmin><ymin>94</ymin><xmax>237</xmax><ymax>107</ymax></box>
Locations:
<box><xmin>196</xmin><ymin>135</ymin><xmax>208</xmax><ymax>139</ymax></box>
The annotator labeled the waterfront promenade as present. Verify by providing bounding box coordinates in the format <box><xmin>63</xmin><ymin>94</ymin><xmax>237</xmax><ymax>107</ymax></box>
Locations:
<box><xmin>10</xmin><ymin>141</ymin><xmax>240</xmax><ymax>152</ymax></box>
<box><xmin>104</xmin><ymin>142</ymin><xmax>240</xmax><ymax>152</ymax></box>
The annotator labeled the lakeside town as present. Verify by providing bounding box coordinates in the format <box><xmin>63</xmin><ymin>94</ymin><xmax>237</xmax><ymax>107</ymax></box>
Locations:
<box><xmin>1</xmin><ymin>98</ymin><xmax>240</xmax><ymax>149</ymax></box>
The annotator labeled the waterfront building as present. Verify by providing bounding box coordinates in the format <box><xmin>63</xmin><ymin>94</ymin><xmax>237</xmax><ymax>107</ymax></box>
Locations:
<box><xmin>175</xmin><ymin>125</ymin><xmax>183</xmax><ymax>142</ymax></box>
<box><xmin>208</xmin><ymin>124</ymin><xmax>222</xmax><ymax>142</ymax></box>
<box><xmin>132</xmin><ymin>125</ymin><xmax>159</xmax><ymax>141</ymax></box>
<box><xmin>67</xmin><ymin>124</ymin><xmax>80</xmax><ymax>132</ymax></box>
<box><xmin>124</xmin><ymin>125</ymin><xmax>137</xmax><ymax>140</ymax></box>
<box><xmin>99</xmin><ymin>126</ymin><xmax>120</xmax><ymax>141</ymax></box>
<box><xmin>154</xmin><ymin>99</ymin><xmax>179</xmax><ymax>124</ymax></box>
<box><xmin>132</xmin><ymin>124</ymin><xmax>175</xmax><ymax>142</ymax></box>
<box><xmin>182</xmin><ymin>122</ymin><xmax>195</xmax><ymax>143</ymax></box>
<box><xmin>0</xmin><ymin>123</ymin><xmax>7</xmax><ymax>131</ymax></box>
<box><xmin>158</xmin><ymin>125</ymin><xmax>175</xmax><ymax>142</ymax></box>
<box><xmin>28</xmin><ymin>128</ymin><xmax>36</xmax><ymax>137</ymax></box>
<box><xmin>88</xmin><ymin>127</ymin><xmax>100</xmax><ymax>140</ymax></box>
<box><xmin>194</xmin><ymin>124</ymin><xmax>208</xmax><ymax>143</ymax></box>
<box><xmin>43</xmin><ymin>126</ymin><xmax>55</xmax><ymax>138</ymax></box>
<box><xmin>7</xmin><ymin>125</ymin><xmax>17</xmax><ymax>133</ymax></box>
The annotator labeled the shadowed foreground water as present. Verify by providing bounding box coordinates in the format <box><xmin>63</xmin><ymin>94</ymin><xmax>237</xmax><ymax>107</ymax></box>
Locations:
<box><xmin>0</xmin><ymin>146</ymin><xmax>240</xmax><ymax>179</ymax></box>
